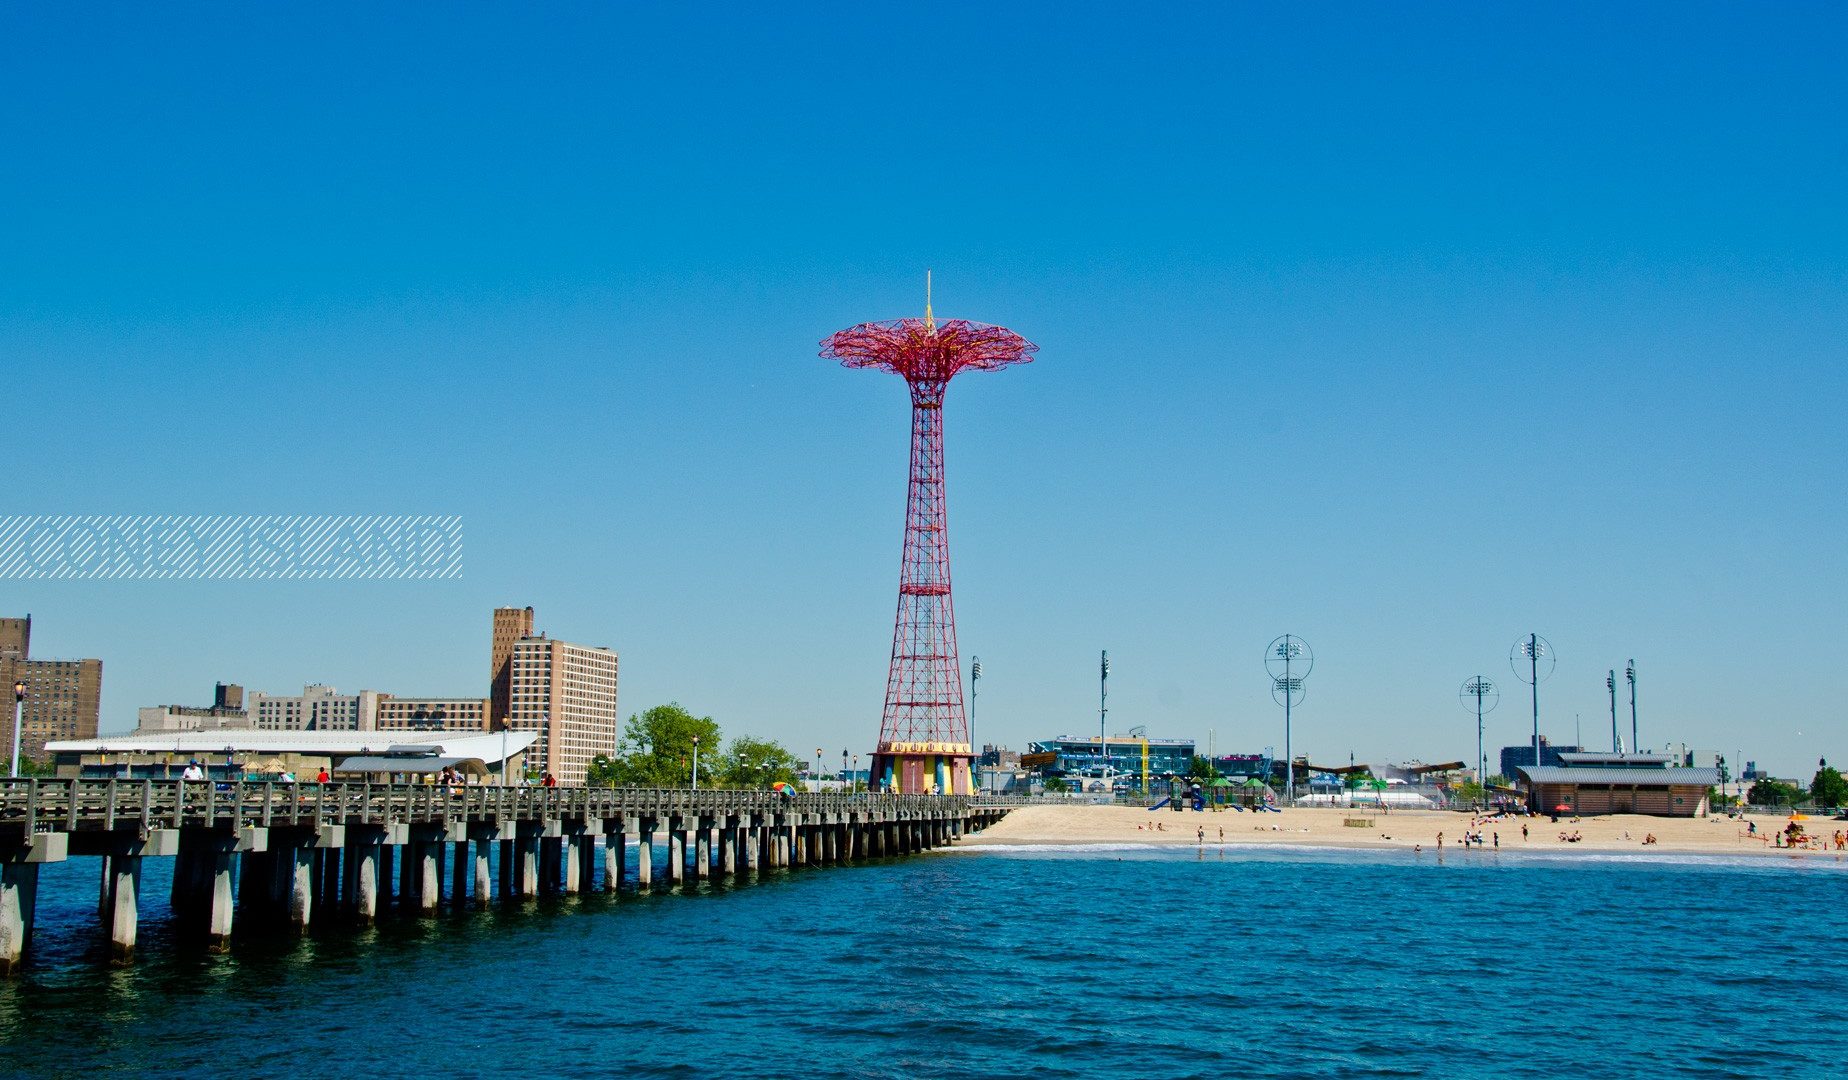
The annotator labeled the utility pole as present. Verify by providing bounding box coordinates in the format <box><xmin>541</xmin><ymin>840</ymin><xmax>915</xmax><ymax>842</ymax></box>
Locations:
<box><xmin>1099</xmin><ymin>651</ymin><xmax>1109</xmax><ymax>789</ymax></box>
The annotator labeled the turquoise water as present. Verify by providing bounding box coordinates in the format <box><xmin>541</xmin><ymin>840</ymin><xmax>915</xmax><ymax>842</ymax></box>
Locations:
<box><xmin>0</xmin><ymin>843</ymin><xmax>1842</xmax><ymax>1078</ymax></box>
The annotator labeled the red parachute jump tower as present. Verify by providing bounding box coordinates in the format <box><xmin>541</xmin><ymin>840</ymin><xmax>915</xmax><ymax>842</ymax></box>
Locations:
<box><xmin>821</xmin><ymin>278</ymin><xmax>1037</xmax><ymax>795</ymax></box>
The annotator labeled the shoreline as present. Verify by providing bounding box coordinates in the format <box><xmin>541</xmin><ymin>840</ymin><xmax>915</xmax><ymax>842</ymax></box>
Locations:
<box><xmin>961</xmin><ymin>804</ymin><xmax>1848</xmax><ymax>862</ymax></box>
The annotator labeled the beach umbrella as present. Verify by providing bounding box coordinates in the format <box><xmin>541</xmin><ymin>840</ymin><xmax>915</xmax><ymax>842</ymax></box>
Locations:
<box><xmin>1554</xmin><ymin>803</ymin><xmax>1572</xmax><ymax>812</ymax></box>
<box><xmin>771</xmin><ymin>781</ymin><xmax>799</xmax><ymax>795</ymax></box>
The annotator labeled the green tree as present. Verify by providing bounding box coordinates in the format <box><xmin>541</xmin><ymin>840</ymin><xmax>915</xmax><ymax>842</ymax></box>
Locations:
<box><xmin>615</xmin><ymin>703</ymin><xmax>722</xmax><ymax>787</ymax></box>
<box><xmin>1452</xmin><ymin>780</ymin><xmax>1486</xmax><ymax>803</ymax></box>
<box><xmin>1810</xmin><ymin>763</ymin><xmax>1848</xmax><ymax>808</ymax></box>
<box><xmin>585</xmin><ymin>753</ymin><xmax>618</xmax><ymax>788</ymax></box>
<box><xmin>716</xmin><ymin>736</ymin><xmax>803</xmax><ymax>788</ymax></box>
<box><xmin>1043</xmin><ymin>775</ymin><xmax>1069</xmax><ymax>794</ymax></box>
<box><xmin>1748</xmin><ymin>779</ymin><xmax>1803</xmax><ymax>807</ymax></box>
<box><xmin>1485</xmin><ymin>774</ymin><xmax>1511</xmax><ymax>789</ymax></box>
<box><xmin>1185</xmin><ymin>756</ymin><xmax>1219</xmax><ymax>781</ymax></box>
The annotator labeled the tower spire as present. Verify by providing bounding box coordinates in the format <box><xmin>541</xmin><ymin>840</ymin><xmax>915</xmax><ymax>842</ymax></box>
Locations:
<box><xmin>924</xmin><ymin>269</ymin><xmax>934</xmax><ymax>331</ymax></box>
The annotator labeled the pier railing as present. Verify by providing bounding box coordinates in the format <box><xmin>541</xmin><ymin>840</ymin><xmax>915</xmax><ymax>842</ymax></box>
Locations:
<box><xmin>0</xmin><ymin>779</ymin><xmax>969</xmax><ymax>835</ymax></box>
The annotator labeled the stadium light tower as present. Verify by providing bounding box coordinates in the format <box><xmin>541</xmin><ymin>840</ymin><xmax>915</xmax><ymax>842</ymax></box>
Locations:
<box><xmin>1626</xmin><ymin>659</ymin><xmax>1638</xmax><ymax>753</ymax></box>
<box><xmin>820</xmin><ymin>276</ymin><xmax>1037</xmax><ymax>794</ymax></box>
<box><xmin>1511</xmin><ymin>635</ymin><xmax>1556</xmax><ymax>791</ymax></box>
<box><xmin>1460</xmin><ymin>676</ymin><xmax>1499</xmax><ymax>796</ymax></box>
<box><xmin>1265</xmin><ymin>635</ymin><xmax>1313</xmax><ymax>806</ymax></box>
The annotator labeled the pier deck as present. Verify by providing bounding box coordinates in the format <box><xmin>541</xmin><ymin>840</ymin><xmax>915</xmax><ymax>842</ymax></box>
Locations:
<box><xmin>0</xmin><ymin>779</ymin><xmax>1006</xmax><ymax>972</ymax></box>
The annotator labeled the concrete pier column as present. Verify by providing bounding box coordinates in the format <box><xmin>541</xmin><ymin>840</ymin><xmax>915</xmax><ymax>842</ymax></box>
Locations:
<box><xmin>417</xmin><ymin>842</ymin><xmax>441</xmax><ymax>913</ymax></box>
<box><xmin>288</xmin><ymin>846</ymin><xmax>314</xmax><ymax>931</ymax></box>
<box><xmin>637</xmin><ymin>825</ymin><xmax>654</xmax><ymax>889</ymax></box>
<box><xmin>669</xmin><ymin>829</ymin><xmax>685</xmax><ymax>885</ymax></box>
<box><xmin>474</xmin><ymin>840</ymin><xmax>492</xmax><ymax>905</ymax></box>
<box><xmin>0</xmin><ymin>863</ymin><xmax>41</xmax><ymax>975</ymax></box>
<box><xmin>824</xmin><ymin>824</ymin><xmax>838</xmax><ymax>864</ymax></box>
<box><xmin>718</xmin><ymin>827</ymin><xmax>734</xmax><ymax>876</ymax></box>
<box><xmin>563</xmin><ymin>835</ymin><xmax>584</xmax><ymax>894</ymax></box>
<box><xmin>498</xmin><ymin>839</ymin><xmax>515</xmax><ymax>899</ymax></box>
<box><xmin>694</xmin><ymin>827</ymin><xmax>710</xmax><ymax>881</ymax></box>
<box><xmin>518</xmin><ymin>834</ymin><xmax>540</xmax><ymax>898</ymax></box>
<box><xmin>206</xmin><ymin>850</ymin><xmax>235</xmax><ymax>951</ymax></box>
<box><xmin>742</xmin><ymin>825</ymin><xmax>759</xmax><ymax>874</ymax></box>
<box><xmin>106</xmin><ymin>854</ymin><xmax>142</xmax><ymax>962</ymax></box>
<box><xmin>353</xmin><ymin>844</ymin><xmax>380</xmax><ymax>925</ymax></box>
<box><xmin>98</xmin><ymin>855</ymin><xmax>112</xmax><ymax>919</ymax></box>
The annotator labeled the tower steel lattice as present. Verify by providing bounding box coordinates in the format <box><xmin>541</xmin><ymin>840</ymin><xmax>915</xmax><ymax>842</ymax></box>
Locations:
<box><xmin>821</xmin><ymin>290</ymin><xmax>1036</xmax><ymax>794</ymax></box>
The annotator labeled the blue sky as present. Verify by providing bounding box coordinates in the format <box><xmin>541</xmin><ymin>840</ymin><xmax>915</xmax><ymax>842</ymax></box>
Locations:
<box><xmin>3</xmin><ymin>3</ymin><xmax>1844</xmax><ymax>778</ymax></box>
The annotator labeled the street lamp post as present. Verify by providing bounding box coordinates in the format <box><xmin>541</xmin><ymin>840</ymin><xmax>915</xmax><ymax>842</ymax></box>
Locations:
<box><xmin>814</xmin><ymin>748</ymin><xmax>822</xmax><ymax>792</ymax></box>
<box><xmin>691</xmin><ymin>734</ymin><xmax>700</xmax><ymax>791</ymax></box>
<box><xmin>9</xmin><ymin>680</ymin><xmax>24</xmax><ymax>779</ymax></box>
<box><xmin>970</xmin><ymin>656</ymin><xmax>981</xmax><ymax>794</ymax></box>
<box><xmin>852</xmin><ymin>754</ymin><xmax>860</xmax><ymax>792</ymax></box>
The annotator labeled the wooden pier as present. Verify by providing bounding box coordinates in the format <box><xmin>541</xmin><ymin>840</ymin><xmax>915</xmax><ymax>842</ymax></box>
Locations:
<box><xmin>0</xmin><ymin>779</ymin><xmax>1007</xmax><ymax>972</ymax></box>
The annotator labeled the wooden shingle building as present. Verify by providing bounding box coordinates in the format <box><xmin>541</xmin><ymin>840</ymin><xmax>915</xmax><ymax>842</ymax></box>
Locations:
<box><xmin>1517</xmin><ymin>752</ymin><xmax>1719</xmax><ymax>817</ymax></box>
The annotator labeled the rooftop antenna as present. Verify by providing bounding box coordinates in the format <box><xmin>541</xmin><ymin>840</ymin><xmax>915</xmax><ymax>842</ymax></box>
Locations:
<box><xmin>924</xmin><ymin>269</ymin><xmax>935</xmax><ymax>331</ymax></box>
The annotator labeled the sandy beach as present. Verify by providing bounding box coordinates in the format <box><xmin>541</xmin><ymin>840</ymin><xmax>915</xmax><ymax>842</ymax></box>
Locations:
<box><xmin>962</xmin><ymin>803</ymin><xmax>1848</xmax><ymax>860</ymax></box>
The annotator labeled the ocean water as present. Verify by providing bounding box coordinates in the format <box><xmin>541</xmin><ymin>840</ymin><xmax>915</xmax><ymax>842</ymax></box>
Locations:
<box><xmin>0</xmin><ymin>843</ymin><xmax>1842</xmax><ymax>1078</ymax></box>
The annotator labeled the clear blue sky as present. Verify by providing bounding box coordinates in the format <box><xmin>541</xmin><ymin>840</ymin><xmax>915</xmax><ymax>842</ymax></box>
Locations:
<box><xmin>3</xmin><ymin>3</ymin><xmax>1844</xmax><ymax>779</ymax></box>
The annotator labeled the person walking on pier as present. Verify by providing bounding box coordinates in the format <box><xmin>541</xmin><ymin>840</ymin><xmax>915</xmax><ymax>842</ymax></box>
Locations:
<box><xmin>181</xmin><ymin>761</ymin><xmax>205</xmax><ymax>781</ymax></box>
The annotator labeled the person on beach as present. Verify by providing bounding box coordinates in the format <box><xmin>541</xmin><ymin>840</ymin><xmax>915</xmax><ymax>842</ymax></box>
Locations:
<box><xmin>1436</xmin><ymin>832</ymin><xmax>1443</xmax><ymax>850</ymax></box>
<box><xmin>1493</xmin><ymin>832</ymin><xmax>1499</xmax><ymax>849</ymax></box>
<box><xmin>1521</xmin><ymin>824</ymin><xmax>1529</xmax><ymax>842</ymax></box>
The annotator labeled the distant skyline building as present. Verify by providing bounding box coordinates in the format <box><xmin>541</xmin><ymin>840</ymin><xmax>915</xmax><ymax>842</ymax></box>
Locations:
<box><xmin>506</xmin><ymin>634</ymin><xmax>618</xmax><ymax>785</ymax></box>
<box><xmin>0</xmin><ymin>614</ymin><xmax>103</xmax><ymax>763</ymax></box>
<box><xmin>247</xmin><ymin>684</ymin><xmax>379</xmax><ymax>732</ymax></box>
<box><xmin>374</xmin><ymin>694</ymin><xmax>489</xmax><ymax>733</ymax></box>
<box><xmin>134</xmin><ymin>682</ymin><xmax>247</xmax><ymax>733</ymax></box>
<box><xmin>1499</xmin><ymin>737</ymin><xmax>1581</xmax><ymax>781</ymax></box>
<box><xmin>489</xmin><ymin>605</ymin><xmax>534</xmax><ymax>730</ymax></box>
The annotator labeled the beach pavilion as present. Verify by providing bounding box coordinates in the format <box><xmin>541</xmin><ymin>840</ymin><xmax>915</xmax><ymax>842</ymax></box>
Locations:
<box><xmin>1516</xmin><ymin>753</ymin><xmax>1719</xmax><ymax>817</ymax></box>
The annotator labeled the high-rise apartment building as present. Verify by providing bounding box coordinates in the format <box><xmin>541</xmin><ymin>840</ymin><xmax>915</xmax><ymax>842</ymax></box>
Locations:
<box><xmin>507</xmin><ymin>634</ymin><xmax>618</xmax><ymax>785</ymax></box>
<box><xmin>489</xmin><ymin>606</ymin><xmax>534</xmax><ymax>730</ymax></box>
<box><xmin>0</xmin><ymin>614</ymin><xmax>103</xmax><ymax>764</ymax></box>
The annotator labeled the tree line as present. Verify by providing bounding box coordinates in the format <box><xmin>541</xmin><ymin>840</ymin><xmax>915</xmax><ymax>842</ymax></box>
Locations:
<box><xmin>583</xmin><ymin>702</ymin><xmax>806</xmax><ymax>789</ymax></box>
